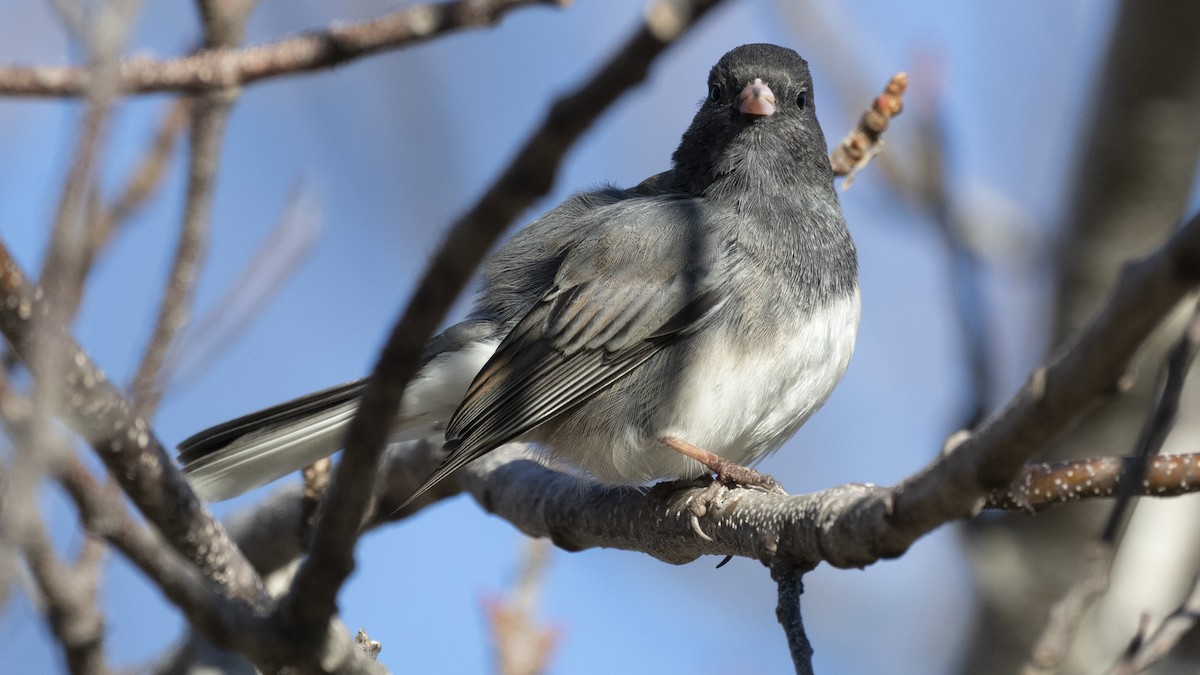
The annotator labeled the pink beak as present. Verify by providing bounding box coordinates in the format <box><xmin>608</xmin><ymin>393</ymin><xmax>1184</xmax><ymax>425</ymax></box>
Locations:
<box><xmin>738</xmin><ymin>78</ymin><xmax>776</xmax><ymax>117</ymax></box>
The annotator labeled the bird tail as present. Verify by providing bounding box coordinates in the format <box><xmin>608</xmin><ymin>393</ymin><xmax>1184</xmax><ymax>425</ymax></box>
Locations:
<box><xmin>178</xmin><ymin>328</ymin><xmax>502</xmax><ymax>502</ymax></box>
<box><xmin>178</xmin><ymin>381</ymin><xmax>368</xmax><ymax>501</ymax></box>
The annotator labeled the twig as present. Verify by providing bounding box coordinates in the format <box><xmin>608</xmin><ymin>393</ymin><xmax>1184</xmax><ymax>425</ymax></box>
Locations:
<box><xmin>1023</xmin><ymin>541</ymin><xmax>1114</xmax><ymax>675</ymax></box>
<box><xmin>771</xmin><ymin>561</ymin><xmax>816</xmax><ymax>675</ymax></box>
<box><xmin>0</xmin><ymin>0</ymin><xmax>569</xmax><ymax>97</ymax></box>
<box><xmin>129</xmin><ymin>0</ymin><xmax>253</xmax><ymax>418</ymax></box>
<box><xmin>83</xmin><ymin>99</ymin><xmax>189</xmax><ymax>280</ymax></box>
<box><xmin>168</xmin><ymin>186</ymin><xmax>320</xmax><ymax>391</ymax></box>
<box><xmin>128</xmin><ymin>95</ymin><xmax>223</xmax><ymax>417</ymax></box>
<box><xmin>1107</xmin><ymin>572</ymin><xmax>1200</xmax><ymax>674</ymax></box>
<box><xmin>829</xmin><ymin>71</ymin><xmax>907</xmax><ymax>188</ymax></box>
<box><xmin>277</xmin><ymin>0</ymin><xmax>728</xmax><ymax>649</ymax></box>
<box><xmin>987</xmin><ymin>452</ymin><xmax>1200</xmax><ymax>511</ymax></box>
<box><xmin>0</xmin><ymin>370</ymin><xmax>110</xmax><ymax>675</ymax></box>
<box><xmin>1102</xmin><ymin>300</ymin><xmax>1200</xmax><ymax>542</ymax></box>
<box><xmin>487</xmin><ymin>539</ymin><xmax>557</xmax><ymax>675</ymax></box>
<box><xmin>15</xmin><ymin>502</ymin><xmax>111</xmax><ymax>675</ymax></box>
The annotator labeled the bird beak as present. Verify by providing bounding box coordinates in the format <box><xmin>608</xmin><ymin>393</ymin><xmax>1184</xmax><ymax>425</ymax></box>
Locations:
<box><xmin>738</xmin><ymin>78</ymin><xmax>776</xmax><ymax>117</ymax></box>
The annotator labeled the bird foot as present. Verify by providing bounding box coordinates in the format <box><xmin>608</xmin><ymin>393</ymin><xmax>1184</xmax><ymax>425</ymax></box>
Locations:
<box><xmin>659</xmin><ymin>436</ymin><xmax>788</xmax><ymax>542</ymax></box>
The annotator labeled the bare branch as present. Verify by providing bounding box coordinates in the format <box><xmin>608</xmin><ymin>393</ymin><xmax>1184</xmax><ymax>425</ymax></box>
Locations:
<box><xmin>169</xmin><ymin>186</ymin><xmax>321</xmax><ymax>391</ymax></box>
<box><xmin>16</xmin><ymin>507</ymin><xmax>111</xmax><ymax>675</ymax></box>
<box><xmin>0</xmin><ymin>240</ymin><xmax>267</xmax><ymax>604</ymax></box>
<box><xmin>83</xmin><ymin>99</ymin><xmax>189</xmax><ymax>280</ymax></box>
<box><xmin>277</xmin><ymin>0</ymin><xmax>728</xmax><ymax>649</ymax></box>
<box><xmin>829</xmin><ymin>71</ymin><xmax>907</xmax><ymax>188</ymax></box>
<box><xmin>1101</xmin><ymin>300</ymin><xmax>1200</xmax><ymax>541</ymax></box>
<box><xmin>0</xmin><ymin>0</ymin><xmax>569</xmax><ymax>98</ymax></box>
<box><xmin>771</xmin><ymin>561</ymin><xmax>815</xmax><ymax>675</ymax></box>
<box><xmin>1108</xmin><ymin>572</ymin><xmax>1200</xmax><ymax>674</ymax></box>
<box><xmin>128</xmin><ymin>95</ymin><xmax>224</xmax><ymax>417</ymax></box>
<box><xmin>487</xmin><ymin>539</ymin><xmax>557</xmax><ymax>675</ymax></box>
<box><xmin>130</xmin><ymin>0</ymin><xmax>255</xmax><ymax>418</ymax></box>
<box><xmin>987</xmin><ymin>452</ymin><xmax>1200</xmax><ymax>511</ymax></box>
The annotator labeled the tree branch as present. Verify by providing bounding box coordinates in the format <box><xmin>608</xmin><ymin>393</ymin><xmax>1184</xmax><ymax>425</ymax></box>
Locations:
<box><xmin>987</xmin><ymin>452</ymin><xmax>1200</xmax><ymax>511</ymax></box>
<box><xmin>771</xmin><ymin>561</ymin><xmax>815</xmax><ymax>675</ymax></box>
<box><xmin>130</xmin><ymin>0</ymin><xmax>252</xmax><ymax>418</ymax></box>
<box><xmin>0</xmin><ymin>239</ymin><xmax>267</xmax><ymax>605</ymax></box>
<box><xmin>0</xmin><ymin>0</ymin><xmax>569</xmax><ymax>98</ymax></box>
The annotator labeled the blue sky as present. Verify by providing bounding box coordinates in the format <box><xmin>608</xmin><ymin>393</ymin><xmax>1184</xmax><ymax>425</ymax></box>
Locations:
<box><xmin>2</xmin><ymin>0</ymin><xmax>1174</xmax><ymax>673</ymax></box>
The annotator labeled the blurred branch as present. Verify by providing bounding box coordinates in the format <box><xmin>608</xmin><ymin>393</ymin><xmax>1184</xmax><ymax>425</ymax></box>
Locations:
<box><xmin>0</xmin><ymin>0</ymin><xmax>570</xmax><ymax>97</ymax></box>
<box><xmin>130</xmin><ymin>0</ymin><xmax>254</xmax><ymax>418</ymax></box>
<box><xmin>1108</xmin><ymin>572</ymin><xmax>1200</xmax><ymax>675</ymax></box>
<box><xmin>829</xmin><ymin>71</ymin><xmax>907</xmax><ymax>188</ymax></box>
<box><xmin>1024</xmin><ymin>541</ymin><xmax>1114</xmax><ymax>675</ymax></box>
<box><xmin>1025</xmin><ymin>299</ymin><xmax>1200</xmax><ymax>674</ymax></box>
<box><xmin>0</xmin><ymin>369</ymin><xmax>109</xmax><ymax>675</ymax></box>
<box><xmin>277</xmin><ymin>0</ymin><xmax>728</xmax><ymax>652</ymax></box>
<box><xmin>37</xmin><ymin>0</ymin><xmax>139</xmax><ymax>320</ymax></box>
<box><xmin>487</xmin><ymin>539</ymin><xmax>557</xmax><ymax>675</ymax></box>
<box><xmin>14</xmin><ymin>497</ymin><xmax>110</xmax><ymax>675</ymax></box>
<box><xmin>168</xmin><ymin>186</ymin><xmax>321</xmax><ymax>391</ymax></box>
<box><xmin>82</xmin><ymin>99</ymin><xmax>189</xmax><ymax>281</ymax></box>
<box><xmin>0</xmin><ymin>239</ymin><xmax>267</xmax><ymax>604</ymax></box>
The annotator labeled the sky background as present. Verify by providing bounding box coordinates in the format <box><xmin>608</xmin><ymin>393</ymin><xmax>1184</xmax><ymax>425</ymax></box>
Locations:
<box><xmin>4</xmin><ymin>0</ymin><xmax>1194</xmax><ymax>673</ymax></box>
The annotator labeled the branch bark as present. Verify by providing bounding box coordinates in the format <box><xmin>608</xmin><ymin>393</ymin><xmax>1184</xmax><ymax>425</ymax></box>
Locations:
<box><xmin>0</xmin><ymin>0</ymin><xmax>568</xmax><ymax>97</ymax></box>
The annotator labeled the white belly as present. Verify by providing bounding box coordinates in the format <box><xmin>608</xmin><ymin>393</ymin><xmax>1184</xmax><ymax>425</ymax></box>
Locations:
<box><xmin>584</xmin><ymin>289</ymin><xmax>861</xmax><ymax>483</ymax></box>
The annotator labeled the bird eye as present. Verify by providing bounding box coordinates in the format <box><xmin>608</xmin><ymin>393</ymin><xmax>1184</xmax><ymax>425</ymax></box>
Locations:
<box><xmin>796</xmin><ymin>91</ymin><xmax>807</xmax><ymax>110</ymax></box>
<box><xmin>708</xmin><ymin>84</ymin><xmax>722</xmax><ymax>103</ymax></box>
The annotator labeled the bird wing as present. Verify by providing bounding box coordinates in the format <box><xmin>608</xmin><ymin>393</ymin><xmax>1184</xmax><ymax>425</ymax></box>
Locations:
<box><xmin>408</xmin><ymin>197</ymin><xmax>728</xmax><ymax>498</ymax></box>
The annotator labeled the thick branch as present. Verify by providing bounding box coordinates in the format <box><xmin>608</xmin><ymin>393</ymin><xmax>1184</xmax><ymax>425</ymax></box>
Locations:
<box><xmin>0</xmin><ymin>0</ymin><xmax>567</xmax><ymax>98</ymax></box>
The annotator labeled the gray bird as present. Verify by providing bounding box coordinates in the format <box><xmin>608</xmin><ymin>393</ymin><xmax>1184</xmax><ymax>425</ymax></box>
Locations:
<box><xmin>179</xmin><ymin>43</ymin><xmax>860</xmax><ymax>505</ymax></box>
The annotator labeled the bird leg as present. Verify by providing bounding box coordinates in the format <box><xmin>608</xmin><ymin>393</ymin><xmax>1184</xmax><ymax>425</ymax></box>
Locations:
<box><xmin>659</xmin><ymin>436</ymin><xmax>787</xmax><ymax>542</ymax></box>
<box><xmin>660</xmin><ymin>436</ymin><xmax>785</xmax><ymax>493</ymax></box>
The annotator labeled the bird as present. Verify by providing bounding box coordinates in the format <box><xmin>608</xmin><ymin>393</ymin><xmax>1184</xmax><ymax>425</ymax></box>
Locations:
<box><xmin>178</xmin><ymin>43</ymin><xmax>860</xmax><ymax>507</ymax></box>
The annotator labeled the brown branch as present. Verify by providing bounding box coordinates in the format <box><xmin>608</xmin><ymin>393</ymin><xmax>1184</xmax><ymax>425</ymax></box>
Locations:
<box><xmin>0</xmin><ymin>0</ymin><xmax>569</xmax><ymax>98</ymax></box>
<box><xmin>276</xmin><ymin>0</ymin><xmax>727</xmax><ymax>650</ymax></box>
<box><xmin>130</xmin><ymin>0</ymin><xmax>254</xmax><ymax>418</ymax></box>
<box><xmin>987</xmin><ymin>452</ymin><xmax>1200</xmax><ymax>511</ymax></box>
<box><xmin>0</xmin><ymin>239</ymin><xmax>268</xmax><ymax>605</ymax></box>
<box><xmin>829</xmin><ymin>71</ymin><xmax>907</xmax><ymax>188</ymax></box>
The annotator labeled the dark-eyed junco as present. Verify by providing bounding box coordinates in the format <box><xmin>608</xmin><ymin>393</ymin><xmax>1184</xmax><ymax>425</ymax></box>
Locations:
<box><xmin>179</xmin><ymin>43</ymin><xmax>859</xmax><ymax>504</ymax></box>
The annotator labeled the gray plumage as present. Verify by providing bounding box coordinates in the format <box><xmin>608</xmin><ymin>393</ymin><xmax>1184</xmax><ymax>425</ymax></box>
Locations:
<box><xmin>179</xmin><ymin>44</ymin><xmax>860</xmax><ymax>503</ymax></box>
